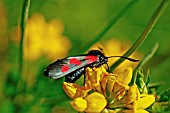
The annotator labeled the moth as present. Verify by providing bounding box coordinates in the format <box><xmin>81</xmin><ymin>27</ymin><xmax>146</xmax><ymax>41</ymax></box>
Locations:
<box><xmin>44</xmin><ymin>49</ymin><xmax>139</xmax><ymax>83</ymax></box>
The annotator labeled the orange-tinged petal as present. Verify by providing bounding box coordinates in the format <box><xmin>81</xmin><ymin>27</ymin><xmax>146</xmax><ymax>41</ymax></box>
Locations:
<box><xmin>85</xmin><ymin>92</ymin><xmax>107</xmax><ymax>112</ymax></box>
<box><xmin>70</xmin><ymin>97</ymin><xmax>87</xmax><ymax>112</ymax></box>
<box><xmin>116</xmin><ymin>88</ymin><xmax>126</xmax><ymax>100</ymax></box>
<box><xmin>74</xmin><ymin>88</ymin><xmax>91</xmax><ymax>99</ymax></box>
<box><xmin>106</xmin><ymin>79</ymin><xmax>115</xmax><ymax>94</ymax></box>
<box><xmin>122</xmin><ymin>84</ymin><xmax>138</xmax><ymax>104</ymax></box>
<box><xmin>137</xmin><ymin>94</ymin><xmax>155</xmax><ymax>109</ymax></box>
<box><xmin>112</xmin><ymin>82</ymin><xmax>129</xmax><ymax>93</ymax></box>
<box><xmin>101</xmin><ymin>75</ymin><xmax>116</xmax><ymax>90</ymax></box>
<box><xmin>93</xmin><ymin>84</ymin><xmax>103</xmax><ymax>94</ymax></box>
<box><xmin>62</xmin><ymin>82</ymin><xmax>80</xmax><ymax>99</ymax></box>
<box><xmin>117</xmin><ymin>67</ymin><xmax>132</xmax><ymax>84</ymax></box>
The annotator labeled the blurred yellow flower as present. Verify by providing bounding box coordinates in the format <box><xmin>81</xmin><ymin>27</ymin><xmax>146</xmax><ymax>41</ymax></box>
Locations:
<box><xmin>12</xmin><ymin>14</ymin><xmax>71</xmax><ymax>61</ymax></box>
<box><xmin>25</xmin><ymin>14</ymin><xmax>71</xmax><ymax>60</ymax></box>
<box><xmin>91</xmin><ymin>39</ymin><xmax>142</xmax><ymax>72</ymax></box>
<box><xmin>63</xmin><ymin>66</ymin><xmax>155</xmax><ymax>113</ymax></box>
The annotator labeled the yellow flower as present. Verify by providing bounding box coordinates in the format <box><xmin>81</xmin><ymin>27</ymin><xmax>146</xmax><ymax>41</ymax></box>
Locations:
<box><xmin>63</xmin><ymin>65</ymin><xmax>155</xmax><ymax>113</ymax></box>
<box><xmin>12</xmin><ymin>14</ymin><xmax>71</xmax><ymax>61</ymax></box>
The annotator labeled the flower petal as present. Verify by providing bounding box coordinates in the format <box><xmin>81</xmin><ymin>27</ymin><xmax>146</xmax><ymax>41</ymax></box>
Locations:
<box><xmin>137</xmin><ymin>94</ymin><xmax>155</xmax><ymax>109</ymax></box>
<box><xmin>62</xmin><ymin>82</ymin><xmax>80</xmax><ymax>99</ymax></box>
<box><xmin>86</xmin><ymin>66</ymin><xmax>107</xmax><ymax>86</ymax></box>
<box><xmin>117</xmin><ymin>67</ymin><xmax>132</xmax><ymax>84</ymax></box>
<box><xmin>70</xmin><ymin>97</ymin><xmax>87</xmax><ymax>112</ymax></box>
<box><xmin>85</xmin><ymin>92</ymin><xmax>107</xmax><ymax>112</ymax></box>
<box><xmin>122</xmin><ymin>84</ymin><xmax>138</xmax><ymax>105</ymax></box>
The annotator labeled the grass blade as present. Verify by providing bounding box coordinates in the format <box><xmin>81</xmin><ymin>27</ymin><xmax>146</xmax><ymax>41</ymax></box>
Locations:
<box><xmin>110</xmin><ymin>0</ymin><xmax>170</xmax><ymax>71</ymax></box>
<box><xmin>14</xmin><ymin>0</ymin><xmax>30</xmax><ymax>101</ymax></box>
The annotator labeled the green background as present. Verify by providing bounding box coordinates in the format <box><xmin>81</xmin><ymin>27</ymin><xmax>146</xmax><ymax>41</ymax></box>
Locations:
<box><xmin>0</xmin><ymin>0</ymin><xmax>170</xmax><ymax>113</ymax></box>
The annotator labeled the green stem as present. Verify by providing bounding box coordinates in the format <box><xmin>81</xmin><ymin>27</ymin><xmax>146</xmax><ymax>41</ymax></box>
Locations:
<box><xmin>110</xmin><ymin>0</ymin><xmax>169</xmax><ymax>71</ymax></box>
<box><xmin>136</xmin><ymin>43</ymin><xmax>159</xmax><ymax>70</ymax></box>
<box><xmin>131</xmin><ymin>43</ymin><xmax>159</xmax><ymax>85</ymax></box>
<box><xmin>79</xmin><ymin>0</ymin><xmax>139</xmax><ymax>54</ymax></box>
<box><xmin>14</xmin><ymin>0</ymin><xmax>30</xmax><ymax>100</ymax></box>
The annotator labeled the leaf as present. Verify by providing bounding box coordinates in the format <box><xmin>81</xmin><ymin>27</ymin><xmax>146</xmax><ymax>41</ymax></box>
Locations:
<box><xmin>159</xmin><ymin>88</ymin><xmax>170</xmax><ymax>102</ymax></box>
<box><xmin>152</xmin><ymin>101</ymin><xmax>170</xmax><ymax>113</ymax></box>
<box><xmin>147</xmin><ymin>82</ymin><xmax>163</xmax><ymax>94</ymax></box>
<box><xmin>135</xmin><ymin>68</ymin><xmax>148</xmax><ymax>94</ymax></box>
<box><xmin>151</xmin><ymin>88</ymin><xmax>170</xmax><ymax>112</ymax></box>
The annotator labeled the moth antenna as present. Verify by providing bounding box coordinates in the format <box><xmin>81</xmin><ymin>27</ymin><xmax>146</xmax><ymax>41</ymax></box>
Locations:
<box><xmin>106</xmin><ymin>56</ymin><xmax>139</xmax><ymax>62</ymax></box>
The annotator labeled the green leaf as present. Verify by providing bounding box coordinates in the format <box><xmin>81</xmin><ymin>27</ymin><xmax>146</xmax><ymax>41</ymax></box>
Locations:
<box><xmin>151</xmin><ymin>88</ymin><xmax>170</xmax><ymax>112</ymax></box>
<box><xmin>145</xmin><ymin>69</ymin><xmax>150</xmax><ymax>86</ymax></box>
<box><xmin>14</xmin><ymin>0</ymin><xmax>30</xmax><ymax>103</ymax></box>
<box><xmin>135</xmin><ymin>68</ymin><xmax>148</xmax><ymax>94</ymax></box>
<box><xmin>159</xmin><ymin>88</ymin><xmax>170</xmax><ymax>102</ymax></box>
<box><xmin>147</xmin><ymin>82</ymin><xmax>163</xmax><ymax>94</ymax></box>
<box><xmin>152</xmin><ymin>101</ymin><xmax>170</xmax><ymax>113</ymax></box>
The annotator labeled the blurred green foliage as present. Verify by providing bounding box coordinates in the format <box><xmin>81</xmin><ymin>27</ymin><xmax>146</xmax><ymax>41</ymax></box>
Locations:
<box><xmin>0</xmin><ymin>0</ymin><xmax>170</xmax><ymax>113</ymax></box>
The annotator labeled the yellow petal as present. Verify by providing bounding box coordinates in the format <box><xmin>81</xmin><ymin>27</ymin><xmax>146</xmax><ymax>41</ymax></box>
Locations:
<box><xmin>94</xmin><ymin>84</ymin><xmax>103</xmax><ymax>94</ymax></box>
<box><xmin>136</xmin><ymin>110</ymin><xmax>149</xmax><ymax>113</ymax></box>
<box><xmin>112</xmin><ymin>82</ymin><xmax>129</xmax><ymax>93</ymax></box>
<box><xmin>122</xmin><ymin>84</ymin><xmax>138</xmax><ymax>104</ymax></box>
<box><xmin>62</xmin><ymin>82</ymin><xmax>80</xmax><ymax>99</ymax></box>
<box><xmin>74</xmin><ymin>88</ymin><xmax>91</xmax><ymax>99</ymax></box>
<box><xmin>101</xmin><ymin>75</ymin><xmax>116</xmax><ymax>91</ymax></box>
<box><xmin>137</xmin><ymin>94</ymin><xmax>155</xmax><ymax>109</ymax></box>
<box><xmin>70</xmin><ymin>97</ymin><xmax>87</xmax><ymax>112</ymax></box>
<box><xmin>117</xmin><ymin>67</ymin><xmax>132</xmax><ymax>84</ymax></box>
<box><xmin>106</xmin><ymin>79</ymin><xmax>115</xmax><ymax>94</ymax></box>
<box><xmin>120</xmin><ymin>110</ymin><xmax>149</xmax><ymax>113</ymax></box>
<box><xmin>86</xmin><ymin>66</ymin><xmax>108</xmax><ymax>87</ymax></box>
<box><xmin>85</xmin><ymin>92</ymin><xmax>107</xmax><ymax>112</ymax></box>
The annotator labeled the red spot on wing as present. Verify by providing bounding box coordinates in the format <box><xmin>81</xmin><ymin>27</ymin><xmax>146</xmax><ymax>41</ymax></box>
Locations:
<box><xmin>85</xmin><ymin>55</ymin><xmax>98</xmax><ymax>64</ymax></box>
<box><xmin>69</xmin><ymin>58</ymin><xmax>82</xmax><ymax>66</ymax></box>
<box><xmin>61</xmin><ymin>65</ymin><xmax>69</xmax><ymax>72</ymax></box>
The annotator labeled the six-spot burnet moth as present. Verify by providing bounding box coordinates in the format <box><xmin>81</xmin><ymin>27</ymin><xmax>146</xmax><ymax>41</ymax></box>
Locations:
<box><xmin>44</xmin><ymin>49</ymin><xmax>139</xmax><ymax>83</ymax></box>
